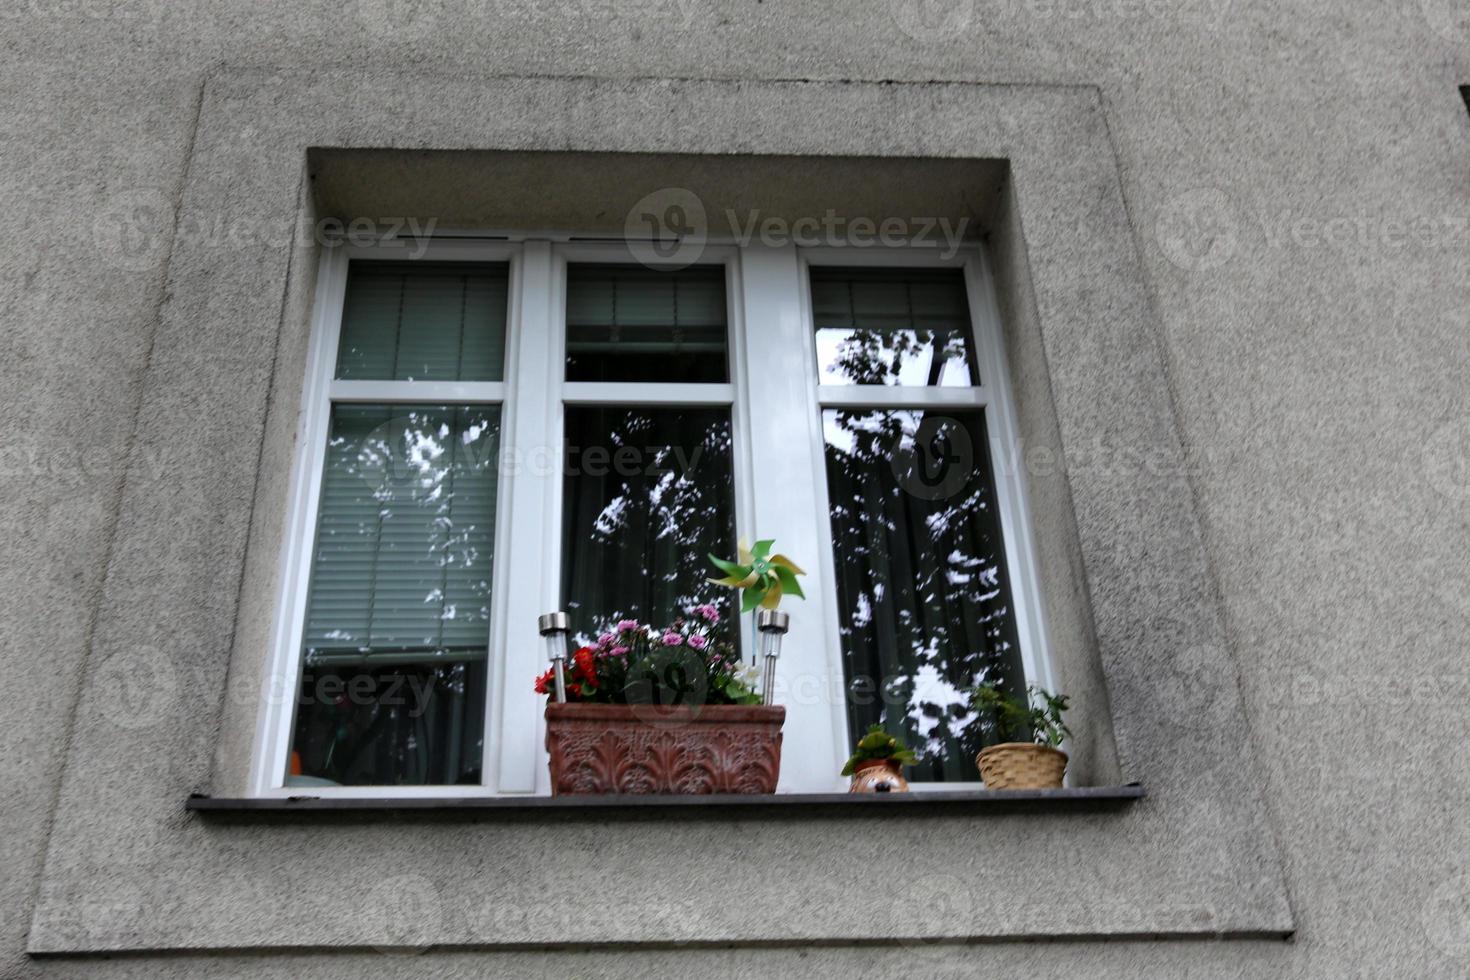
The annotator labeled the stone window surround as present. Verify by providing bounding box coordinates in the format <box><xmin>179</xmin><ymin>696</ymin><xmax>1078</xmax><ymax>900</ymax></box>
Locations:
<box><xmin>28</xmin><ymin>70</ymin><xmax>1292</xmax><ymax>954</ymax></box>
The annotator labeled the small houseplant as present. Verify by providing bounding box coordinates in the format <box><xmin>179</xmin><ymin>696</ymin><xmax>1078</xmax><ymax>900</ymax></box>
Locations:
<box><xmin>841</xmin><ymin>724</ymin><xmax>918</xmax><ymax>793</ymax></box>
<box><xmin>969</xmin><ymin>684</ymin><xmax>1072</xmax><ymax>789</ymax></box>
<box><xmin>540</xmin><ymin>609</ymin><xmax>784</xmax><ymax>795</ymax></box>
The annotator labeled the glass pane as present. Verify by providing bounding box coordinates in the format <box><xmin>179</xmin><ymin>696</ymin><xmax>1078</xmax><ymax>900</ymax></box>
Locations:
<box><xmin>291</xmin><ymin>403</ymin><xmax>500</xmax><ymax>786</ymax></box>
<box><xmin>565</xmin><ymin>264</ymin><xmax>729</xmax><ymax>383</ymax></box>
<box><xmin>822</xmin><ymin>409</ymin><xmax>1024</xmax><ymax>781</ymax></box>
<box><xmin>335</xmin><ymin>262</ymin><xmax>508</xmax><ymax>382</ymax></box>
<box><xmin>811</xmin><ymin>267</ymin><xmax>979</xmax><ymax>387</ymax></box>
<box><xmin>561</xmin><ymin>406</ymin><xmax>738</xmax><ymax>643</ymax></box>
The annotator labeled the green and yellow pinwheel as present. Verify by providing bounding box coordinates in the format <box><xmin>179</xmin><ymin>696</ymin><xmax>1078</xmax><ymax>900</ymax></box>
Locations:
<box><xmin>708</xmin><ymin>538</ymin><xmax>806</xmax><ymax>612</ymax></box>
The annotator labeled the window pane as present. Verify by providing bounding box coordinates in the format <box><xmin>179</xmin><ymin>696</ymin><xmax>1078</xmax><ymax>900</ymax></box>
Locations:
<box><xmin>822</xmin><ymin>409</ymin><xmax>1024</xmax><ymax>781</ymax></box>
<box><xmin>810</xmin><ymin>267</ymin><xmax>979</xmax><ymax>387</ymax></box>
<box><xmin>335</xmin><ymin>262</ymin><xmax>508</xmax><ymax>382</ymax></box>
<box><xmin>565</xmin><ymin>264</ymin><xmax>729</xmax><ymax>383</ymax></box>
<box><xmin>562</xmin><ymin>406</ymin><xmax>738</xmax><ymax>643</ymax></box>
<box><xmin>291</xmin><ymin>404</ymin><xmax>500</xmax><ymax>786</ymax></box>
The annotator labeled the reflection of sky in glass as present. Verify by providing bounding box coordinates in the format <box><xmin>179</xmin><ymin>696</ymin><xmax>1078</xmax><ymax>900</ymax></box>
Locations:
<box><xmin>810</xmin><ymin>268</ymin><xmax>979</xmax><ymax>387</ymax></box>
<box><xmin>816</xmin><ymin>328</ymin><xmax>974</xmax><ymax>386</ymax></box>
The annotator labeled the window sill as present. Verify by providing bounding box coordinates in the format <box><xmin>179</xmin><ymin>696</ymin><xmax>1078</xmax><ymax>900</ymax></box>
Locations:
<box><xmin>186</xmin><ymin>784</ymin><xmax>1143</xmax><ymax>818</ymax></box>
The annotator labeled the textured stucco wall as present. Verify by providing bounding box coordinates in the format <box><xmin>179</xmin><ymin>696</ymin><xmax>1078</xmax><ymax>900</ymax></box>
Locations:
<box><xmin>3</xmin><ymin>1</ymin><xmax>1468</xmax><ymax>977</ymax></box>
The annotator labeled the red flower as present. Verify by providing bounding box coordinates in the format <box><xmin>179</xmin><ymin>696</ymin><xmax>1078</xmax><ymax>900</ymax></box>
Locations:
<box><xmin>536</xmin><ymin>647</ymin><xmax>598</xmax><ymax>700</ymax></box>
<box><xmin>571</xmin><ymin>646</ymin><xmax>598</xmax><ymax>687</ymax></box>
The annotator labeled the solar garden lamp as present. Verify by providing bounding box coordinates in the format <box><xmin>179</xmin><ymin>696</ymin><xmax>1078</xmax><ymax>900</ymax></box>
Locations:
<box><xmin>538</xmin><ymin>611</ymin><xmax>571</xmax><ymax>703</ymax></box>
<box><xmin>756</xmin><ymin>609</ymin><xmax>789</xmax><ymax>706</ymax></box>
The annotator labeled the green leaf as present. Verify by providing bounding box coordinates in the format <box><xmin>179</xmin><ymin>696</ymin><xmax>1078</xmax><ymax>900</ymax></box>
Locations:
<box><xmin>773</xmin><ymin>564</ymin><xmax>805</xmax><ymax>599</ymax></box>
<box><xmin>708</xmin><ymin>554</ymin><xmax>748</xmax><ymax>577</ymax></box>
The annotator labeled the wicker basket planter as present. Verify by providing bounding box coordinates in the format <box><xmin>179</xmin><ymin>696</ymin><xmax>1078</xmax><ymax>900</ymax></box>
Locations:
<box><xmin>545</xmin><ymin>702</ymin><xmax>785</xmax><ymax>795</ymax></box>
<box><xmin>976</xmin><ymin>742</ymin><xmax>1068</xmax><ymax>789</ymax></box>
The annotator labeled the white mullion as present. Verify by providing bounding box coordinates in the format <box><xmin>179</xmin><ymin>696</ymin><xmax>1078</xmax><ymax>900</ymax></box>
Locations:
<box><xmin>740</xmin><ymin>243</ymin><xmax>847</xmax><ymax>793</ymax></box>
<box><xmin>816</xmin><ymin>386</ymin><xmax>990</xmax><ymax>410</ymax></box>
<box><xmin>725</xmin><ymin>252</ymin><xmax>759</xmax><ymax>666</ymax></box>
<box><xmin>493</xmin><ymin>240</ymin><xmax>561</xmax><ymax>795</ymax></box>
<box><xmin>251</xmin><ymin>246</ymin><xmax>349</xmax><ymax>795</ymax></box>
<box><xmin>328</xmin><ymin>380</ymin><xmax>505</xmax><ymax>404</ymax></box>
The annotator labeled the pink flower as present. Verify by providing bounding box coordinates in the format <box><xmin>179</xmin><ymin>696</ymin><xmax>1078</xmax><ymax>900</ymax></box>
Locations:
<box><xmin>611</xmin><ymin>645</ymin><xmax>629</xmax><ymax>657</ymax></box>
<box><xmin>598</xmin><ymin>632</ymin><xmax>614</xmax><ymax>645</ymax></box>
<box><xmin>617</xmin><ymin>619</ymin><xmax>639</xmax><ymax>632</ymax></box>
<box><xmin>687</xmin><ymin>635</ymin><xmax>708</xmax><ymax>650</ymax></box>
<box><xmin>695</xmin><ymin>604</ymin><xmax>720</xmax><ymax>623</ymax></box>
<box><xmin>662</xmin><ymin>631</ymin><xmax>683</xmax><ymax>646</ymax></box>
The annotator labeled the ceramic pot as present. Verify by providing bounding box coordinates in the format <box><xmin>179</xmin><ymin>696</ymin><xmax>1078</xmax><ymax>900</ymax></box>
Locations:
<box><xmin>848</xmin><ymin>758</ymin><xmax>910</xmax><ymax>793</ymax></box>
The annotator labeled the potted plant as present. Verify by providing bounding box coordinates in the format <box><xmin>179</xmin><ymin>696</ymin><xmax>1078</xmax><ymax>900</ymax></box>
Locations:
<box><xmin>540</xmin><ymin>611</ymin><xmax>785</xmax><ymax>794</ymax></box>
<box><xmin>969</xmin><ymin>684</ymin><xmax>1072</xmax><ymax>789</ymax></box>
<box><xmin>841</xmin><ymin>724</ymin><xmax>918</xmax><ymax>793</ymax></box>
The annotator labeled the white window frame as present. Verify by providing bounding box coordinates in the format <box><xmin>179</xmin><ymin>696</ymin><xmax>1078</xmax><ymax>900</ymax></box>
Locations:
<box><xmin>250</xmin><ymin>234</ymin><xmax>1054</xmax><ymax>798</ymax></box>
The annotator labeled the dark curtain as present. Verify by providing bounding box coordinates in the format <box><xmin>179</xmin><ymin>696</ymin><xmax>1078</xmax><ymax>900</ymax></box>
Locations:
<box><xmin>292</xmin><ymin>659</ymin><xmax>486</xmax><ymax>786</ymax></box>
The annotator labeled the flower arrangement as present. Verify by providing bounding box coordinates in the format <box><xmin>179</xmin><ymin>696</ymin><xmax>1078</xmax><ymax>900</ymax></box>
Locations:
<box><xmin>534</xmin><ymin>605</ymin><xmax>762</xmax><ymax>706</ymax></box>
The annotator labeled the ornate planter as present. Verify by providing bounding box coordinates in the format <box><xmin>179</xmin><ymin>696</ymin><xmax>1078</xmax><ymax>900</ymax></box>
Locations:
<box><xmin>545</xmin><ymin>703</ymin><xmax>785</xmax><ymax>795</ymax></box>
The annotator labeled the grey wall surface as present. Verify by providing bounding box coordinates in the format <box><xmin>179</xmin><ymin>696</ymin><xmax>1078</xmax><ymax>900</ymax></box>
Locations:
<box><xmin>3</xmin><ymin>1</ymin><xmax>1468</xmax><ymax>978</ymax></box>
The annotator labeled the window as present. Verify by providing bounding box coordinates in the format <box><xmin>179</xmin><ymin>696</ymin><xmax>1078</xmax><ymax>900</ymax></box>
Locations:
<box><xmin>255</xmin><ymin>238</ymin><xmax>1052</xmax><ymax>797</ymax></box>
<box><xmin>813</xmin><ymin>268</ymin><xmax>1024</xmax><ymax>782</ymax></box>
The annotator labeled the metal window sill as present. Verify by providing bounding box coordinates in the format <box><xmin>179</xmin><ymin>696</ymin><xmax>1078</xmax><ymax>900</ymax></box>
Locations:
<box><xmin>186</xmin><ymin>784</ymin><xmax>1144</xmax><ymax>819</ymax></box>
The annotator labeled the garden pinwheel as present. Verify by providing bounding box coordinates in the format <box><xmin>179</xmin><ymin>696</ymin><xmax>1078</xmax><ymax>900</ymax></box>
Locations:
<box><xmin>708</xmin><ymin>538</ymin><xmax>806</xmax><ymax>612</ymax></box>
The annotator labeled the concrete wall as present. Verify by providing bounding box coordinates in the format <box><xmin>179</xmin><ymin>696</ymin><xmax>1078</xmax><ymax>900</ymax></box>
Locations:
<box><xmin>3</xmin><ymin>1</ymin><xmax>1468</xmax><ymax>977</ymax></box>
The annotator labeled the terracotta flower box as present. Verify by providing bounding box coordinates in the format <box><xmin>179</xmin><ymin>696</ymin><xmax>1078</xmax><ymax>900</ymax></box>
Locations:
<box><xmin>545</xmin><ymin>702</ymin><xmax>785</xmax><ymax>795</ymax></box>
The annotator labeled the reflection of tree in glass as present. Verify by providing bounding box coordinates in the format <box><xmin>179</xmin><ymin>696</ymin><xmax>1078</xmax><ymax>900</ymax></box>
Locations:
<box><xmin>824</xmin><ymin>407</ymin><xmax>1025</xmax><ymax>782</ymax></box>
<box><xmin>563</xmin><ymin>407</ymin><xmax>738</xmax><ymax>649</ymax></box>
<box><xmin>826</xmin><ymin>326</ymin><xmax>972</xmax><ymax>387</ymax></box>
<box><xmin>811</xmin><ymin>268</ymin><xmax>978</xmax><ymax>387</ymax></box>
